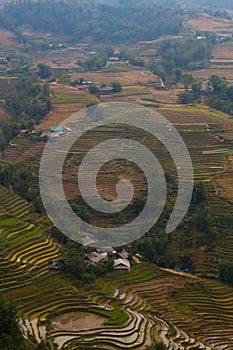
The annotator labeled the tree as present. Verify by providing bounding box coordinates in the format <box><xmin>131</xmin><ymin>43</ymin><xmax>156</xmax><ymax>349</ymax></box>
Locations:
<box><xmin>37</xmin><ymin>64</ymin><xmax>52</xmax><ymax>79</ymax></box>
<box><xmin>88</xmin><ymin>84</ymin><xmax>97</xmax><ymax>94</ymax></box>
<box><xmin>112</xmin><ymin>81</ymin><xmax>122</xmax><ymax>93</ymax></box>
<box><xmin>146</xmin><ymin>342</ymin><xmax>167</xmax><ymax>350</ymax></box>
<box><xmin>218</xmin><ymin>261</ymin><xmax>233</xmax><ymax>286</ymax></box>
<box><xmin>210</xmin><ymin>75</ymin><xmax>228</xmax><ymax>95</ymax></box>
<box><xmin>0</xmin><ymin>299</ymin><xmax>25</xmax><ymax>350</ymax></box>
<box><xmin>227</xmin><ymin>86</ymin><xmax>233</xmax><ymax>101</ymax></box>
<box><xmin>35</xmin><ymin>340</ymin><xmax>50</xmax><ymax>350</ymax></box>
<box><xmin>180</xmin><ymin>74</ymin><xmax>195</xmax><ymax>91</ymax></box>
<box><xmin>178</xmin><ymin>91</ymin><xmax>192</xmax><ymax>104</ymax></box>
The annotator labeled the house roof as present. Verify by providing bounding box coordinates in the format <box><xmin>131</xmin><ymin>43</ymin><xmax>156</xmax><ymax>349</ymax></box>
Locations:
<box><xmin>100</xmin><ymin>86</ymin><xmax>113</xmax><ymax>92</ymax></box>
<box><xmin>50</xmin><ymin>126</ymin><xmax>64</xmax><ymax>132</ymax></box>
<box><xmin>96</xmin><ymin>247</ymin><xmax>114</xmax><ymax>254</ymax></box>
<box><xmin>85</xmin><ymin>251</ymin><xmax>108</xmax><ymax>264</ymax></box>
<box><xmin>118</xmin><ymin>249</ymin><xmax>129</xmax><ymax>259</ymax></box>
<box><xmin>113</xmin><ymin>258</ymin><xmax>130</xmax><ymax>269</ymax></box>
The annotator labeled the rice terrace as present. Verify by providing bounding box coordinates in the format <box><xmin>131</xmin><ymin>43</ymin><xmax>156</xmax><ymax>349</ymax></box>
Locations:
<box><xmin>1</xmin><ymin>0</ymin><xmax>233</xmax><ymax>349</ymax></box>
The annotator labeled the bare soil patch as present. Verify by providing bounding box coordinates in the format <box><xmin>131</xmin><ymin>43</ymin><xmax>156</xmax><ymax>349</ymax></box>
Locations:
<box><xmin>0</xmin><ymin>29</ymin><xmax>14</xmax><ymax>46</ymax></box>
<box><xmin>0</xmin><ymin>30</ymin><xmax>15</xmax><ymax>46</ymax></box>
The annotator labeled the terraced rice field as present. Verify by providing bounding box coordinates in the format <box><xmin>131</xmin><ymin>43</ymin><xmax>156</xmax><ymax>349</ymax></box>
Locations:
<box><xmin>1</xmin><ymin>184</ymin><xmax>233</xmax><ymax>348</ymax></box>
<box><xmin>55</xmin><ymin>105</ymin><xmax>233</xmax><ymax>202</ymax></box>
<box><xmin>48</xmin><ymin>265</ymin><xmax>233</xmax><ymax>349</ymax></box>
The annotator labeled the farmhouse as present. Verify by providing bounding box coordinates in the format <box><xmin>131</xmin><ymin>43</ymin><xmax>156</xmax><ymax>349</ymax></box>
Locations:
<box><xmin>96</xmin><ymin>247</ymin><xmax>115</xmax><ymax>254</ymax></box>
<box><xmin>114</xmin><ymin>258</ymin><xmax>130</xmax><ymax>271</ymax></box>
<box><xmin>108</xmin><ymin>56</ymin><xmax>119</xmax><ymax>61</ymax></box>
<box><xmin>154</xmin><ymin>86</ymin><xmax>168</xmax><ymax>91</ymax></box>
<box><xmin>99</xmin><ymin>86</ymin><xmax>114</xmax><ymax>93</ymax></box>
<box><xmin>50</xmin><ymin>126</ymin><xmax>64</xmax><ymax>133</ymax></box>
<box><xmin>84</xmin><ymin>251</ymin><xmax>108</xmax><ymax>265</ymax></box>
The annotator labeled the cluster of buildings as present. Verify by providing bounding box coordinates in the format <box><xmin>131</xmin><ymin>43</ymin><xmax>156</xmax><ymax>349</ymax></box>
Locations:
<box><xmin>40</xmin><ymin>125</ymin><xmax>69</xmax><ymax>138</ymax></box>
<box><xmin>84</xmin><ymin>247</ymin><xmax>131</xmax><ymax>271</ymax></box>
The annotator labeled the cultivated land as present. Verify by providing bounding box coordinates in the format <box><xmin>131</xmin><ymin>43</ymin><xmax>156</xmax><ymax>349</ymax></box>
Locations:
<box><xmin>0</xmin><ymin>29</ymin><xmax>15</xmax><ymax>46</ymax></box>
<box><xmin>188</xmin><ymin>12</ymin><xmax>233</xmax><ymax>34</ymax></box>
<box><xmin>1</xmin><ymin>8</ymin><xmax>233</xmax><ymax>349</ymax></box>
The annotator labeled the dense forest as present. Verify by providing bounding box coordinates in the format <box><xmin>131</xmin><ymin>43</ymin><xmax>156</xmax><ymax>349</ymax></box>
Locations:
<box><xmin>0</xmin><ymin>0</ymin><xmax>185</xmax><ymax>43</ymax></box>
<box><xmin>0</xmin><ymin>76</ymin><xmax>51</xmax><ymax>149</ymax></box>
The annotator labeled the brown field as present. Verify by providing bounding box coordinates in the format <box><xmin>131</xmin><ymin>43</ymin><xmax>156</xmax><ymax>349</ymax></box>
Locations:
<box><xmin>0</xmin><ymin>30</ymin><xmax>15</xmax><ymax>46</ymax></box>
<box><xmin>191</xmin><ymin>68</ymin><xmax>233</xmax><ymax>81</ymax></box>
<box><xmin>35</xmin><ymin>103</ymin><xmax>85</xmax><ymax>132</ymax></box>
<box><xmin>133</xmin><ymin>35</ymin><xmax>183</xmax><ymax>50</ymax></box>
<box><xmin>71</xmin><ymin>70</ymin><xmax>158</xmax><ymax>85</ymax></box>
<box><xmin>49</xmin><ymin>82</ymin><xmax>85</xmax><ymax>95</ymax></box>
<box><xmin>188</xmin><ymin>13</ymin><xmax>233</xmax><ymax>33</ymax></box>
<box><xmin>213</xmin><ymin>43</ymin><xmax>233</xmax><ymax>59</ymax></box>
<box><xmin>213</xmin><ymin>155</ymin><xmax>233</xmax><ymax>200</ymax></box>
<box><xmin>158</xmin><ymin>105</ymin><xmax>224</xmax><ymax>124</ymax></box>
<box><xmin>22</xmin><ymin>30</ymin><xmax>52</xmax><ymax>38</ymax></box>
<box><xmin>147</xmin><ymin>87</ymin><xmax>179</xmax><ymax>104</ymax></box>
<box><xmin>33</xmin><ymin>50</ymin><xmax>84</xmax><ymax>69</ymax></box>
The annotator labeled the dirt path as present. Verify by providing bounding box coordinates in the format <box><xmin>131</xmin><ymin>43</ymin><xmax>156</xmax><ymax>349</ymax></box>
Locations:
<box><xmin>159</xmin><ymin>267</ymin><xmax>199</xmax><ymax>279</ymax></box>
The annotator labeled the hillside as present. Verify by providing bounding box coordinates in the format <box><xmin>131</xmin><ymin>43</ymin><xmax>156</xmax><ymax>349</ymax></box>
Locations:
<box><xmin>1</xmin><ymin>0</ymin><xmax>233</xmax><ymax>348</ymax></box>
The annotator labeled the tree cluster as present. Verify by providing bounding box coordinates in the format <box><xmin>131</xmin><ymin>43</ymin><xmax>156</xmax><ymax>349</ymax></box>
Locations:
<box><xmin>178</xmin><ymin>74</ymin><xmax>233</xmax><ymax>115</ymax></box>
<box><xmin>2</xmin><ymin>0</ymin><xmax>185</xmax><ymax>44</ymax></box>
<box><xmin>151</xmin><ymin>37</ymin><xmax>212</xmax><ymax>82</ymax></box>
<box><xmin>2</xmin><ymin>76</ymin><xmax>51</xmax><ymax>148</ymax></box>
<box><xmin>218</xmin><ymin>261</ymin><xmax>233</xmax><ymax>286</ymax></box>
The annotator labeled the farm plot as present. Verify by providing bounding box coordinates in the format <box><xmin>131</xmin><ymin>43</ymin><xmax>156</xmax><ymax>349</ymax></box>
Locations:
<box><xmin>57</xmin><ymin>265</ymin><xmax>215</xmax><ymax>350</ymax></box>
<box><xmin>213</xmin><ymin>43</ymin><xmax>233</xmax><ymax>60</ymax></box>
<box><xmin>71</xmin><ymin>70</ymin><xmax>159</xmax><ymax>86</ymax></box>
<box><xmin>188</xmin><ymin>12</ymin><xmax>233</xmax><ymax>34</ymax></box>
<box><xmin>0</xmin><ymin>29</ymin><xmax>15</xmax><ymax>46</ymax></box>
<box><xmin>35</xmin><ymin>84</ymin><xmax>99</xmax><ymax>132</ymax></box>
<box><xmin>1</xmin><ymin>183</ymin><xmax>233</xmax><ymax>349</ymax></box>
<box><xmin>2</xmin><ymin>137</ymin><xmax>46</xmax><ymax>163</ymax></box>
<box><xmin>191</xmin><ymin>68</ymin><xmax>233</xmax><ymax>81</ymax></box>
<box><xmin>48</xmin><ymin>105</ymin><xmax>233</xmax><ymax>202</ymax></box>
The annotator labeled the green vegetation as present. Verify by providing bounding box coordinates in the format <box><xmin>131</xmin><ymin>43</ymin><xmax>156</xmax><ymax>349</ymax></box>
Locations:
<box><xmin>218</xmin><ymin>261</ymin><xmax>233</xmax><ymax>286</ymax></box>
<box><xmin>0</xmin><ymin>298</ymin><xmax>27</xmax><ymax>350</ymax></box>
<box><xmin>90</xmin><ymin>301</ymin><xmax>128</xmax><ymax>325</ymax></box>
<box><xmin>178</xmin><ymin>74</ymin><xmax>233</xmax><ymax>115</ymax></box>
<box><xmin>52</xmin><ymin>93</ymin><xmax>99</xmax><ymax>105</ymax></box>
<box><xmin>37</xmin><ymin>64</ymin><xmax>52</xmax><ymax>79</ymax></box>
<box><xmin>146</xmin><ymin>343</ymin><xmax>167</xmax><ymax>350</ymax></box>
<box><xmin>176</xmin><ymin>303</ymin><xmax>191</xmax><ymax>315</ymax></box>
<box><xmin>1</xmin><ymin>76</ymin><xmax>51</xmax><ymax>149</ymax></box>
<box><xmin>1</xmin><ymin>0</ymin><xmax>233</xmax><ymax>347</ymax></box>
<box><xmin>151</xmin><ymin>36</ymin><xmax>213</xmax><ymax>82</ymax></box>
<box><xmin>0</xmin><ymin>162</ymin><xmax>42</xmax><ymax>213</ymax></box>
<box><xmin>1</xmin><ymin>0</ymin><xmax>185</xmax><ymax>44</ymax></box>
